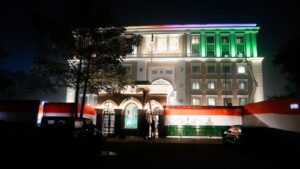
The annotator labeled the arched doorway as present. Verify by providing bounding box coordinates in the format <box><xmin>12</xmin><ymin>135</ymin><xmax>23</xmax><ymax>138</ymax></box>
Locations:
<box><xmin>102</xmin><ymin>100</ymin><xmax>117</xmax><ymax>136</ymax></box>
<box><xmin>151</xmin><ymin>78</ymin><xmax>175</xmax><ymax>105</ymax></box>
<box><xmin>124</xmin><ymin>103</ymin><xmax>139</xmax><ymax>129</ymax></box>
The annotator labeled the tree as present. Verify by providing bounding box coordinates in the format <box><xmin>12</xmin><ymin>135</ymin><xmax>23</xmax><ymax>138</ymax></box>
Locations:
<box><xmin>273</xmin><ymin>37</ymin><xmax>300</xmax><ymax>97</ymax></box>
<box><xmin>32</xmin><ymin>0</ymin><xmax>141</xmax><ymax>118</ymax></box>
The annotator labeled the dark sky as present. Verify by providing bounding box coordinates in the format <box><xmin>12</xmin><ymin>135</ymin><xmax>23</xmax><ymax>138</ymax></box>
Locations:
<box><xmin>0</xmin><ymin>0</ymin><xmax>299</xmax><ymax>97</ymax></box>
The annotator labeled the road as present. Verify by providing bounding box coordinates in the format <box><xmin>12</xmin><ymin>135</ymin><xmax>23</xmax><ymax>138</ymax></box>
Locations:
<box><xmin>1</xmin><ymin>127</ymin><xmax>300</xmax><ymax>168</ymax></box>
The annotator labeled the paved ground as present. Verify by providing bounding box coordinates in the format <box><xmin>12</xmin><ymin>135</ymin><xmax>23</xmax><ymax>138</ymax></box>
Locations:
<box><xmin>1</xmin><ymin>127</ymin><xmax>300</xmax><ymax>168</ymax></box>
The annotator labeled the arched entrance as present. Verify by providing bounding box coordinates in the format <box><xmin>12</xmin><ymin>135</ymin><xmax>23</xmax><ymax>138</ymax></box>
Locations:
<box><xmin>151</xmin><ymin>78</ymin><xmax>175</xmax><ymax>105</ymax></box>
<box><xmin>124</xmin><ymin>103</ymin><xmax>139</xmax><ymax>129</ymax></box>
<box><xmin>102</xmin><ymin>100</ymin><xmax>117</xmax><ymax>136</ymax></box>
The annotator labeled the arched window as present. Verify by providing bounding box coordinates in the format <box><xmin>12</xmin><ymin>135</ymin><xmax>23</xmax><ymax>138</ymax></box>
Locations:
<box><xmin>124</xmin><ymin>103</ymin><xmax>138</xmax><ymax>129</ymax></box>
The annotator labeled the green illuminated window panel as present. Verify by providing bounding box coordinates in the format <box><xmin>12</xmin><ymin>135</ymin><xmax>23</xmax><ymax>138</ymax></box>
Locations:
<box><xmin>191</xmin><ymin>36</ymin><xmax>200</xmax><ymax>54</ymax></box>
<box><xmin>206</xmin><ymin>36</ymin><xmax>215</xmax><ymax>57</ymax></box>
<box><xmin>124</xmin><ymin>103</ymin><xmax>138</xmax><ymax>129</ymax></box>
<box><xmin>236</xmin><ymin>36</ymin><xmax>245</xmax><ymax>57</ymax></box>
<box><xmin>221</xmin><ymin>36</ymin><xmax>230</xmax><ymax>57</ymax></box>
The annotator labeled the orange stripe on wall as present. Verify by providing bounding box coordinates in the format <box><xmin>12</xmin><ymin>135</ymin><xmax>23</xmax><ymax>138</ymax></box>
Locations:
<box><xmin>165</xmin><ymin>106</ymin><xmax>242</xmax><ymax>116</ymax></box>
<box><xmin>244</xmin><ymin>98</ymin><xmax>300</xmax><ymax>115</ymax></box>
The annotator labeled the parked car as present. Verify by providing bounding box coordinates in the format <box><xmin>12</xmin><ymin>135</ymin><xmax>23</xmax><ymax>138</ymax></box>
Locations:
<box><xmin>40</xmin><ymin>117</ymin><xmax>105</xmax><ymax>144</ymax></box>
<box><xmin>222</xmin><ymin>125</ymin><xmax>242</xmax><ymax>144</ymax></box>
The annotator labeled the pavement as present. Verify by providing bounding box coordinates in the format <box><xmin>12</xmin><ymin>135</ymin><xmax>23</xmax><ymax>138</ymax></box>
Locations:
<box><xmin>105</xmin><ymin>136</ymin><xmax>223</xmax><ymax>144</ymax></box>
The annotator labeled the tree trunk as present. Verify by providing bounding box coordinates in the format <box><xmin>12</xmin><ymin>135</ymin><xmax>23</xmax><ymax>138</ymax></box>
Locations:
<box><xmin>80</xmin><ymin>56</ymin><xmax>91</xmax><ymax>119</ymax></box>
<box><xmin>74</xmin><ymin>57</ymin><xmax>82</xmax><ymax>118</ymax></box>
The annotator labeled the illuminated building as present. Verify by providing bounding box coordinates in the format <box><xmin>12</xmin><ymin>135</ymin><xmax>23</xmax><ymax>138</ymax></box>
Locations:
<box><xmin>66</xmin><ymin>24</ymin><xmax>264</xmax><ymax>137</ymax></box>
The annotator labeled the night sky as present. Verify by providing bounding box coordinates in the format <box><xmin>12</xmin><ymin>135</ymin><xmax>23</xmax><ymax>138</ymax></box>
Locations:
<box><xmin>0</xmin><ymin>0</ymin><xmax>299</xmax><ymax>97</ymax></box>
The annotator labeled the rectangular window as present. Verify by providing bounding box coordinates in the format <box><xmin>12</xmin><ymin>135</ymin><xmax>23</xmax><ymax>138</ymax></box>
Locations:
<box><xmin>238</xmin><ymin>81</ymin><xmax>247</xmax><ymax>90</ymax></box>
<box><xmin>152</xmin><ymin>70</ymin><xmax>157</xmax><ymax>74</ymax></box>
<box><xmin>206</xmin><ymin>36</ymin><xmax>215</xmax><ymax>57</ymax></box>
<box><xmin>239</xmin><ymin>98</ymin><xmax>248</xmax><ymax>106</ymax></box>
<box><xmin>237</xmin><ymin>65</ymin><xmax>246</xmax><ymax>74</ymax></box>
<box><xmin>192</xmin><ymin>80</ymin><xmax>200</xmax><ymax>90</ymax></box>
<box><xmin>165</xmin><ymin>69</ymin><xmax>173</xmax><ymax>74</ymax></box>
<box><xmin>221</xmin><ymin>36</ymin><xmax>230</xmax><ymax>57</ymax></box>
<box><xmin>207</xmin><ymin>81</ymin><xmax>216</xmax><ymax>89</ymax></box>
<box><xmin>223</xmin><ymin>98</ymin><xmax>232</xmax><ymax>106</ymax></box>
<box><xmin>223</xmin><ymin>80</ymin><xmax>232</xmax><ymax>90</ymax></box>
<box><xmin>236</xmin><ymin>37</ymin><xmax>244</xmax><ymax>43</ymax></box>
<box><xmin>192</xmin><ymin>36</ymin><xmax>200</xmax><ymax>44</ymax></box>
<box><xmin>191</xmin><ymin>63</ymin><xmax>201</xmax><ymax>74</ymax></box>
<box><xmin>191</xmin><ymin>36</ymin><xmax>200</xmax><ymax>54</ymax></box>
<box><xmin>169</xmin><ymin>35</ymin><xmax>179</xmax><ymax>51</ymax></box>
<box><xmin>192</xmin><ymin>98</ymin><xmax>201</xmax><ymax>105</ymax></box>
<box><xmin>142</xmin><ymin>34</ymin><xmax>182</xmax><ymax>55</ymax></box>
<box><xmin>236</xmin><ymin>36</ymin><xmax>245</xmax><ymax>57</ymax></box>
<box><xmin>206</xmin><ymin>63</ymin><xmax>216</xmax><ymax>73</ymax></box>
<box><xmin>222</xmin><ymin>64</ymin><xmax>231</xmax><ymax>73</ymax></box>
<box><xmin>156</xmin><ymin>35</ymin><xmax>167</xmax><ymax>52</ymax></box>
<box><xmin>221</xmin><ymin>36</ymin><xmax>229</xmax><ymax>43</ymax></box>
<box><xmin>123</xmin><ymin>64</ymin><xmax>132</xmax><ymax>75</ymax></box>
<box><xmin>207</xmin><ymin>36</ymin><xmax>215</xmax><ymax>43</ymax></box>
<box><xmin>208</xmin><ymin>97</ymin><xmax>216</xmax><ymax>106</ymax></box>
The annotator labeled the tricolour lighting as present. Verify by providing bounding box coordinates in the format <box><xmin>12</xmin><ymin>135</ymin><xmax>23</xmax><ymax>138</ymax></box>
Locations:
<box><xmin>127</xmin><ymin>24</ymin><xmax>257</xmax><ymax>29</ymax></box>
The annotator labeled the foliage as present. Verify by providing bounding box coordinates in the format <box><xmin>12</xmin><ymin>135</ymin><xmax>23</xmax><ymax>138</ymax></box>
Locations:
<box><xmin>31</xmin><ymin>0</ymin><xmax>141</xmax><ymax>117</ymax></box>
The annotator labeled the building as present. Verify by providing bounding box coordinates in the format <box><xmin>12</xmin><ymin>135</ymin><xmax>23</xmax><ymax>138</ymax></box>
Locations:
<box><xmin>66</xmin><ymin>24</ymin><xmax>264</xmax><ymax>138</ymax></box>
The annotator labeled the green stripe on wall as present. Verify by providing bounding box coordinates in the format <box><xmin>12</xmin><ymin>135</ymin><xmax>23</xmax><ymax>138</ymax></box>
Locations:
<box><xmin>165</xmin><ymin>125</ymin><xmax>228</xmax><ymax>136</ymax></box>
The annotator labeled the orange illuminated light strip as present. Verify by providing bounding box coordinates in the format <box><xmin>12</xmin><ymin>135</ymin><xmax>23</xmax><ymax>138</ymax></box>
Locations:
<box><xmin>165</xmin><ymin>106</ymin><xmax>242</xmax><ymax>116</ymax></box>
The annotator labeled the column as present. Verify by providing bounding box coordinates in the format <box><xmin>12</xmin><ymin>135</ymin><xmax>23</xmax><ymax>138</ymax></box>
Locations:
<box><xmin>201</xmin><ymin>32</ymin><xmax>206</xmax><ymax>57</ymax></box>
<box><xmin>186</xmin><ymin>33</ymin><xmax>191</xmax><ymax>56</ymax></box>
<box><xmin>230</xmin><ymin>32</ymin><xmax>236</xmax><ymax>57</ymax></box>
<box><xmin>216</xmin><ymin>32</ymin><xmax>221</xmax><ymax>57</ymax></box>
<box><xmin>245</xmin><ymin>32</ymin><xmax>251</xmax><ymax>57</ymax></box>
<box><xmin>251</xmin><ymin>32</ymin><xmax>258</xmax><ymax>57</ymax></box>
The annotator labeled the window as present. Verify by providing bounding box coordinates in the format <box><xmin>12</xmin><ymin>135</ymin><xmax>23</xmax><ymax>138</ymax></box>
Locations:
<box><xmin>239</xmin><ymin>98</ymin><xmax>248</xmax><ymax>106</ymax></box>
<box><xmin>207</xmin><ymin>63</ymin><xmax>216</xmax><ymax>73</ymax></box>
<box><xmin>156</xmin><ymin>35</ymin><xmax>167</xmax><ymax>52</ymax></box>
<box><xmin>207</xmin><ymin>36</ymin><xmax>215</xmax><ymax>43</ymax></box>
<box><xmin>206</xmin><ymin>36</ymin><xmax>215</xmax><ymax>57</ymax></box>
<box><xmin>165</xmin><ymin>69</ymin><xmax>173</xmax><ymax>74</ymax></box>
<box><xmin>207</xmin><ymin>81</ymin><xmax>216</xmax><ymax>89</ymax></box>
<box><xmin>222</xmin><ymin>64</ymin><xmax>231</xmax><ymax>73</ymax></box>
<box><xmin>192</xmin><ymin>36</ymin><xmax>200</xmax><ymax>44</ymax></box>
<box><xmin>169</xmin><ymin>35</ymin><xmax>180</xmax><ymax>51</ymax></box>
<box><xmin>191</xmin><ymin>36</ymin><xmax>200</xmax><ymax>54</ymax></box>
<box><xmin>124</xmin><ymin>65</ymin><xmax>132</xmax><ymax>75</ymax></box>
<box><xmin>223</xmin><ymin>98</ymin><xmax>232</xmax><ymax>106</ymax></box>
<box><xmin>192</xmin><ymin>80</ymin><xmax>200</xmax><ymax>90</ymax></box>
<box><xmin>208</xmin><ymin>97</ymin><xmax>216</xmax><ymax>106</ymax></box>
<box><xmin>223</xmin><ymin>80</ymin><xmax>232</xmax><ymax>90</ymax></box>
<box><xmin>238</xmin><ymin>81</ymin><xmax>247</xmax><ymax>90</ymax></box>
<box><xmin>192</xmin><ymin>98</ymin><xmax>201</xmax><ymax>105</ymax></box>
<box><xmin>236</xmin><ymin>36</ymin><xmax>245</xmax><ymax>57</ymax></box>
<box><xmin>191</xmin><ymin>63</ymin><xmax>201</xmax><ymax>74</ymax></box>
<box><xmin>221</xmin><ymin>36</ymin><xmax>230</xmax><ymax>57</ymax></box>
<box><xmin>124</xmin><ymin>103</ymin><xmax>138</xmax><ymax>129</ymax></box>
<box><xmin>221</xmin><ymin>36</ymin><xmax>229</xmax><ymax>43</ymax></box>
<box><xmin>152</xmin><ymin>70</ymin><xmax>157</xmax><ymax>74</ymax></box>
<box><xmin>237</xmin><ymin>65</ymin><xmax>246</xmax><ymax>74</ymax></box>
<box><xmin>236</xmin><ymin>37</ymin><xmax>244</xmax><ymax>43</ymax></box>
<box><xmin>142</xmin><ymin>34</ymin><xmax>182</xmax><ymax>55</ymax></box>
